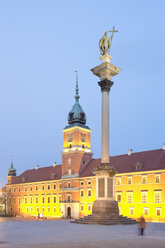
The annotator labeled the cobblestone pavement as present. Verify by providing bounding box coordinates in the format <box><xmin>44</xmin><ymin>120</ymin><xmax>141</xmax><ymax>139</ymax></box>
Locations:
<box><xmin>0</xmin><ymin>217</ymin><xmax>165</xmax><ymax>248</ymax></box>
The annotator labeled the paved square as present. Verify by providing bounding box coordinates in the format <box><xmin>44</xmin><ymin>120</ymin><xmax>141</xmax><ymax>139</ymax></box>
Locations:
<box><xmin>0</xmin><ymin>218</ymin><xmax>165</xmax><ymax>248</ymax></box>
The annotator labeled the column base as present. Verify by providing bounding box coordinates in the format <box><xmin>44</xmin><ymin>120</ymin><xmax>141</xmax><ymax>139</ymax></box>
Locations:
<box><xmin>92</xmin><ymin>200</ymin><xmax>119</xmax><ymax>215</ymax></box>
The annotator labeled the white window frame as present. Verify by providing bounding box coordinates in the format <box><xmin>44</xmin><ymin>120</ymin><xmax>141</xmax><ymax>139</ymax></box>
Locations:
<box><xmin>127</xmin><ymin>176</ymin><xmax>132</xmax><ymax>185</ymax></box>
<box><xmin>127</xmin><ymin>192</ymin><xmax>133</xmax><ymax>203</ymax></box>
<box><xmin>116</xmin><ymin>193</ymin><xmax>122</xmax><ymax>203</ymax></box>
<box><xmin>142</xmin><ymin>175</ymin><xmax>147</xmax><ymax>184</ymax></box>
<box><xmin>141</xmin><ymin>191</ymin><xmax>148</xmax><ymax>203</ymax></box>
<box><xmin>154</xmin><ymin>191</ymin><xmax>161</xmax><ymax>203</ymax></box>
<box><xmin>155</xmin><ymin>174</ymin><xmax>160</xmax><ymax>183</ymax></box>
<box><xmin>130</xmin><ymin>207</ymin><xmax>134</xmax><ymax>215</ymax></box>
<box><xmin>156</xmin><ymin>208</ymin><xmax>161</xmax><ymax>216</ymax></box>
<box><xmin>144</xmin><ymin>207</ymin><xmax>149</xmax><ymax>216</ymax></box>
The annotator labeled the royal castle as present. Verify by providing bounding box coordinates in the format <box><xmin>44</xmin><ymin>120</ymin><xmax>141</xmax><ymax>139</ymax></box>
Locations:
<box><xmin>6</xmin><ymin>39</ymin><xmax>165</xmax><ymax>222</ymax></box>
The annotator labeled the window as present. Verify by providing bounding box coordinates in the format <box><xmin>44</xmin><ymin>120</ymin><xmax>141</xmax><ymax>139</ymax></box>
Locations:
<box><xmin>42</xmin><ymin>197</ymin><xmax>45</xmax><ymax>203</ymax></box>
<box><xmin>142</xmin><ymin>176</ymin><xmax>147</xmax><ymax>184</ymax></box>
<box><xmin>88</xmin><ymin>190</ymin><xmax>91</xmax><ymax>197</ymax></box>
<box><xmin>68</xmin><ymin>133</ymin><xmax>73</xmax><ymax>142</ymax></box>
<box><xmin>88</xmin><ymin>204</ymin><xmax>91</xmax><ymax>211</ymax></box>
<box><xmin>9</xmin><ymin>188</ymin><xmax>11</xmax><ymax>192</ymax></box>
<box><xmin>130</xmin><ymin>207</ymin><xmax>134</xmax><ymax>215</ymax></box>
<box><xmin>68</xmin><ymin>169</ymin><xmax>71</xmax><ymax>176</ymax></box>
<box><xmin>47</xmin><ymin>184</ymin><xmax>50</xmax><ymax>190</ymax></box>
<box><xmin>155</xmin><ymin>175</ymin><xmax>160</xmax><ymax>183</ymax></box>
<box><xmin>37</xmin><ymin>206</ymin><xmax>39</xmax><ymax>212</ymax></box>
<box><xmin>53</xmin><ymin>184</ymin><xmax>56</xmax><ymax>190</ymax></box>
<box><xmin>53</xmin><ymin>207</ymin><xmax>56</xmax><ymax>212</ymax></box>
<box><xmin>88</xmin><ymin>180</ymin><xmax>91</xmax><ymax>185</ymax></box>
<box><xmin>59</xmin><ymin>184</ymin><xmax>61</xmax><ymax>189</ymax></box>
<box><xmin>81</xmin><ymin>133</ymin><xmax>86</xmax><ymax>142</ymax></box>
<box><xmin>30</xmin><ymin>186</ymin><xmax>32</xmax><ymax>191</ymax></box>
<box><xmin>59</xmin><ymin>195</ymin><xmax>61</xmax><ymax>203</ymax></box>
<box><xmin>18</xmin><ymin>207</ymin><xmax>20</xmax><ymax>212</ymax></box>
<box><xmin>30</xmin><ymin>196</ymin><xmax>33</xmax><ymax>204</ymax></box>
<box><xmin>80</xmin><ymin>190</ymin><xmax>84</xmax><ymax>197</ymax></box>
<box><xmin>127</xmin><ymin>192</ymin><xmax>133</xmax><ymax>203</ymax></box>
<box><xmin>155</xmin><ymin>191</ymin><xmax>161</xmax><ymax>203</ymax></box>
<box><xmin>144</xmin><ymin>208</ymin><xmax>149</xmax><ymax>216</ymax></box>
<box><xmin>18</xmin><ymin>197</ymin><xmax>21</xmax><ymax>204</ymax></box>
<box><xmin>30</xmin><ymin>207</ymin><xmax>33</xmax><ymax>212</ymax></box>
<box><xmin>116</xmin><ymin>193</ymin><xmax>122</xmax><ymax>203</ymax></box>
<box><xmin>80</xmin><ymin>181</ymin><xmax>84</xmax><ymax>186</ymax></box>
<box><xmin>18</xmin><ymin>187</ymin><xmax>20</xmax><ymax>192</ymax></box>
<box><xmin>24</xmin><ymin>197</ymin><xmax>27</xmax><ymax>204</ymax></box>
<box><xmin>80</xmin><ymin>205</ymin><xmax>83</xmax><ymax>211</ymax></box>
<box><xmin>67</xmin><ymin>194</ymin><xmax>71</xmax><ymax>202</ymax></box>
<box><xmin>26</xmin><ymin>207</ymin><xmax>29</xmax><ymax>212</ymax></box>
<box><xmin>13</xmin><ymin>198</ymin><xmax>16</xmax><ymax>204</ymax></box>
<box><xmin>128</xmin><ymin>177</ymin><xmax>132</xmax><ymax>185</ymax></box>
<box><xmin>25</xmin><ymin>186</ymin><xmax>27</xmax><ymax>192</ymax></box>
<box><xmin>68</xmin><ymin>182</ymin><xmax>71</xmax><ymax>188</ymax></box>
<box><xmin>83</xmin><ymin>160</ymin><xmax>86</xmax><ymax>164</ymax></box>
<box><xmin>156</xmin><ymin>208</ymin><xmax>161</xmax><ymax>216</ymax></box>
<box><xmin>141</xmin><ymin>192</ymin><xmax>147</xmax><ymax>203</ymax></box>
<box><xmin>48</xmin><ymin>206</ymin><xmax>50</xmax><ymax>212</ymax></box>
<box><xmin>35</xmin><ymin>197</ymin><xmax>38</xmax><ymax>203</ymax></box>
<box><xmin>116</xmin><ymin>177</ymin><xmax>121</xmax><ymax>185</ymax></box>
<box><xmin>42</xmin><ymin>207</ymin><xmax>44</xmax><ymax>212</ymax></box>
<box><xmin>53</xmin><ymin>196</ymin><xmax>56</xmax><ymax>203</ymax></box>
<box><xmin>119</xmin><ymin>207</ymin><xmax>121</xmax><ymax>215</ymax></box>
<box><xmin>47</xmin><ymin>196</ymin><xmax>50</xmax><ymax>203</ymax></box>
<box><xmin>35</xmin><ymin>185</ymin><xmax>38</xmax><ymax>191</ymax></box>
<box><xmin>13</xmin><ymin>188</ymin><xmax>16</xmax><ymax>192</ymax></box>
<box><xmin>42</xmin><ymin>185</ymin><xmax>45</xmax><ymax>190</ymax></box>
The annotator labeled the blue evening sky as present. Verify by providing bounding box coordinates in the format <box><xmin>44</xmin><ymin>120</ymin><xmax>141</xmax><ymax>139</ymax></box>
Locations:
<box><xmin>0</xmin><ymin>0</ymin><xmax>165</xmax><ymax>186</ymax></box>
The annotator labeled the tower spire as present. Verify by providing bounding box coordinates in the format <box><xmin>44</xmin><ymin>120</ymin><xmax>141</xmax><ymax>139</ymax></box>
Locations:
<box><xmin>10</xmin><ymin>155</ymin><xmax>13</xmax><ymax>168</ymax></box>
<box><xmin>74</xmin><ymin>70</ymin><xmax>79</xmax><ymax>102</ymax></box>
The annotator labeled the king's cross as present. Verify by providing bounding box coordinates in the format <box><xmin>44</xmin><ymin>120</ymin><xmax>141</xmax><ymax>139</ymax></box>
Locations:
<box><xmin>68</xmin><ymin>157</ymin><xmax>71</xmax><ymax>165</ymax></box>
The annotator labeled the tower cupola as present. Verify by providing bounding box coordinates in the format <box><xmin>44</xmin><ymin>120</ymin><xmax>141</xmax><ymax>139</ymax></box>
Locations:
<box><xmin>67</xmin><ymin>73</ymin><xmax>87</xmax><ymax>128</ymax></box>
<box><xmin>8</xmin><ymin>156</ymin><xmax>16</xmax><ymax>177</ymax></box>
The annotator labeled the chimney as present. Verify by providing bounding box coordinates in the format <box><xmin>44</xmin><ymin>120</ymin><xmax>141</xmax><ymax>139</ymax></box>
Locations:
<box><xmin>163</xmin><ymin>144</ymin><xmax>165</xmax><ymax>151</ymax></box>
<box><xmin>36</xmin><ymin>165</ymin><xmax>39</xmax><ymax>170</ymax></box>
<box><xmin>128</xmin><ymin>149</ymin><xmax>133</xmax><ymax>156</ymax></box>
<box><xmin>53</xmin><ymin>162</ymin><xmax>57</xmax><ymax>167</ymax></box>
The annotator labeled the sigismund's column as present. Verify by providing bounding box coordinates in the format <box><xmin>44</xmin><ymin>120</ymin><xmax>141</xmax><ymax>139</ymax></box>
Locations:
<box><xmin>91</xmin><ymin>28</ymin><xmax>121</xmax><ymax>215</ymax></box>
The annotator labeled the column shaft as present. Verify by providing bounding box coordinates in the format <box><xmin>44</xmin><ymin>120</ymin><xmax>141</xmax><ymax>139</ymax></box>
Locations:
<box><xmin>101</xmin><ymin>91</ymin><xmax>110</xmax><ymax>164</ymax></box>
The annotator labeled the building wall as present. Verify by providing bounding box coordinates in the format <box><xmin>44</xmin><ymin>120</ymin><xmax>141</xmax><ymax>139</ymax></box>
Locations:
<box><xmin>6</xmin><ymin>169</ymin><xmax>165</xmax><ymax>222</ymax></box>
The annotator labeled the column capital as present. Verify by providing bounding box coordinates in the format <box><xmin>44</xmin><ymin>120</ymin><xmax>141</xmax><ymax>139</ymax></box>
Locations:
<box><xmin>98</xmin><ymin>79</ymin><xmax>114</xmax><ymax>92</ymax></box>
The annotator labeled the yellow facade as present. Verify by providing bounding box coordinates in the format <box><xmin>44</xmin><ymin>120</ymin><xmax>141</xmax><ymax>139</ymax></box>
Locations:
<box><xmin>6</xmin><ymin>168</ymin><xmax>165</xmax><ymax>222</ymax></box>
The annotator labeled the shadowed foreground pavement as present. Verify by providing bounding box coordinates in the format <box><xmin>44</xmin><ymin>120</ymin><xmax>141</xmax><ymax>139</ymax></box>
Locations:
<box><xmin>0</xmin><ymin>218</ymin><xmax>165</xmax><ymax>248</ymax></box>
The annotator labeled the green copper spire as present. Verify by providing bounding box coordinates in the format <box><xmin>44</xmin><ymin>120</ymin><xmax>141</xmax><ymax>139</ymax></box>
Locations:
<box><xmin>75</xmin><ymin>71</ymin><xmax>80</xmax><ymax>103</ymax></box>
<box><xmin>65</xmin><ymin>72</ymin><xmax>90</xmax><ymax>130</ymax></box>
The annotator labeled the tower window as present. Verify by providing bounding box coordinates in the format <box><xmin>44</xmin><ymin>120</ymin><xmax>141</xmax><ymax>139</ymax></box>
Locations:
<box><xmin>68</xmin><ymin>133</ymin><xmax>73</xmax><ymax>142</ymax></box>
<box><xmin>68</xmin><ymin>169</ymin><xmax>72</xmax><ymax>176</ymax></box>
<box><xmin>81</xmin><ymin>133</ymin><xmax>86</xmax><ymax>142</ymax></box>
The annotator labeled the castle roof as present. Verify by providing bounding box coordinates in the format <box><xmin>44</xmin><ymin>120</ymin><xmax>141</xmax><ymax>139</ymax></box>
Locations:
<box><xmin>8</xmin><ymin>148</ymin><xmax>165</xmax><ymax>185</ymax></box>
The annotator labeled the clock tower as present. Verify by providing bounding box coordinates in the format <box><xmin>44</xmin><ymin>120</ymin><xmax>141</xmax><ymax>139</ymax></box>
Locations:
<box><xmin>62</xmin><ymin>74</ymin><xmax>92</xmax><ymax>178</ymax></box>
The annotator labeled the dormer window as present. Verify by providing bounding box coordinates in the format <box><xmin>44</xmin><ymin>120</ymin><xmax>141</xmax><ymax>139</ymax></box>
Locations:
<box><xmin>51</xmin><ymin>173</ymin><xmax>55</xmax><ymax>179</ymax></box>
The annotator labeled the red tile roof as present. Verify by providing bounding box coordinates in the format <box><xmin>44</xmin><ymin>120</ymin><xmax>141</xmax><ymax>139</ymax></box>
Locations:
<box><xmin>80</xmin><ymin>149</ymin><xmax>165</xmax><ymax>177</ymax></box>
<box><xmin>9</xmin><ymin>149</ymin><xmax>165</xmax><ymax>184</ymax></box>
<box><xmin>11</xmin><ymin>165</ymin><xmax>62</xmax><ymax>185</ymax></box>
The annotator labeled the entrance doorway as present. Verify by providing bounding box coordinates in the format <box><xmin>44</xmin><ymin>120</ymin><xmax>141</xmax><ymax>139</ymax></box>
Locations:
<box><xmin>67</xmin><ymin>207</ymin><xmax>71</xmax><ymax>218</ymax></box>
